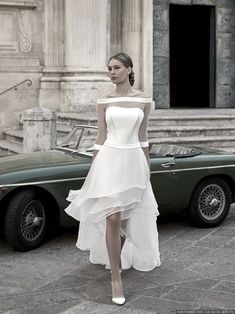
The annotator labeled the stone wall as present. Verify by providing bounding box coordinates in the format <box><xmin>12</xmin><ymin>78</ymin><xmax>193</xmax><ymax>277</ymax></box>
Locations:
<box><xmin>0</xmin><ymin>0</ymin><xmax>43</xmax><ymax>129</ymax></box>
<box><xmin>153</xmin><ymin>1</ymin><xmax>169</xmax><ymax>108</ymax></box>
<box><xmin>153</xmin><ymin>0</ymin><xmax>235</xmax><ymax>108</ymax></box>
<box><xmin>216</xmin><ymin>0</ymin><xmax>235</xmax><ymax>107</ymax></box>
<box><xmin>0</xmin><ymin>0</ymin><xmax>234</xmax><ymax>132</ymax></box>
<box><xmin>0</xmin><ymin>0</ymin><xmax>154</xmax><ymax>126</ymax></box>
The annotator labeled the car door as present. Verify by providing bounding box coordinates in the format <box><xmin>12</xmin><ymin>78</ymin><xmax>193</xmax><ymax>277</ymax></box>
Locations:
<box><xmin>150</xmin><ymin>156</ymin><xmax>179</xmax><ymax>211</ymax></box>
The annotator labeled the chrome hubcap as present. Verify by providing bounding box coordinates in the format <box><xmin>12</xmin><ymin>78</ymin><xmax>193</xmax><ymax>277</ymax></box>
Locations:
<box><xmin>209</xmin><ymin>198</ymin><xmax>220</xmax><ymax>207</ymax></box>
<box><xmin>199</xmin><ymin>184</ymin><xmax>225</xmax><ymax>221</ymax></box>
<box><xmin>21</xmin><ymin>200</ymin><xmax>45</xmax><ymax>241</ymax></box>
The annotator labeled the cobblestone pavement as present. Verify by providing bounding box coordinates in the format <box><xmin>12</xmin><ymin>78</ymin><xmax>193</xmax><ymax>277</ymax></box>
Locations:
<box><xmin>1</xmin><ymin>206</ymin><xmax>235</xmax><ymax>314</ymax></box>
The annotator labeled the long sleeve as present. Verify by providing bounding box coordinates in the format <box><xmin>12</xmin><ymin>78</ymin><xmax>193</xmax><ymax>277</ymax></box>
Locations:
<box><xmin>92</xmin><ymin>103</ymin><xmax>107</xmax><ymax>159</ymax></box>
<box><xmin>138</xmin><ymin>101</ymin><xmax>151</xmax><ymax>145</ymax></box>
<box><xmin>138</xmin><ymin>101</ymin><xmax>151</xmax><ymax>169</ymax></box>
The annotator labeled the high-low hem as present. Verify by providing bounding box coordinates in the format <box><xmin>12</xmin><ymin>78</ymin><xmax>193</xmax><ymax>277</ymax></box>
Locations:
<box><xmin>65</xmin><ymin>182</ymin><xmax>159</xmax><ymax>223</ymax></box>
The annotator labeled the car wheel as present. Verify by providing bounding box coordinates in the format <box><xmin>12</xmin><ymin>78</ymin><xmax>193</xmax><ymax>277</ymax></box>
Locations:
<box><xmin>190</xmin><ymin>177</ymin><xmax>231</xmax><ymax>227</ymax></box>
<box><xmin>4</xmin><ymin>189</ymin><xmax>48</xmax><ymax>251</ymax></box>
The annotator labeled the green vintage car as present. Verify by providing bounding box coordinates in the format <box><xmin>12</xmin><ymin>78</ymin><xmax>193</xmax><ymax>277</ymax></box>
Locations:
<box><xmin>0</xmin><ymin>125</ymin><xmax>234</xmax><ymax>251</ymax></box>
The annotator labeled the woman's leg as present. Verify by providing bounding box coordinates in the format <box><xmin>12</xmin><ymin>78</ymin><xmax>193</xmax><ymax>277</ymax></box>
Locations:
<box><xmin>106</xmin><ymin>212</ymin><xmax>124</xmax><ymax>298</ymax></box>
<box><xmin>120</xmin><ymin>219</ymin><xmax>127</xmax><ymax>269</ymax></box>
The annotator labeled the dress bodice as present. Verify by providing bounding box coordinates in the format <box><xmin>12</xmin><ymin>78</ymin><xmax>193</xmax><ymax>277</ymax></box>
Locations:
<box><xmin>95</xmin><ymin>96</ymin><xmax>152</xmax><ymax>149</ymax></box>
<box><xmin>105</xmin><ymin>106</ymin><xmax>144</xmax><ymax>148</ymax></box>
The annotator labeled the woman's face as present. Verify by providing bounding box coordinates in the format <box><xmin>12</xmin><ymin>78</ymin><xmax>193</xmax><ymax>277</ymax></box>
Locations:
<box><xmin>108</xmin><ymin>58</ymin><xmax>131</xmax><ymax>85</ymax></box>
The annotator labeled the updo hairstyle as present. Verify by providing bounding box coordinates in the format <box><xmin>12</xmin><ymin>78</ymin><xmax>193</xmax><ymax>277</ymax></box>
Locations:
<box><xmin>108</xmin><ymin>52</ymin><xmax>135</xmax><ymax>86</ymax></box>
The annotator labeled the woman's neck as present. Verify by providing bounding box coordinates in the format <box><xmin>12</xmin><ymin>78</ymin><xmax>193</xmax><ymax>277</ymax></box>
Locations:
<box><xmin>115</xmin><ymin>82</ymin><xmax>133</xmax><ymax>97</ymax></box>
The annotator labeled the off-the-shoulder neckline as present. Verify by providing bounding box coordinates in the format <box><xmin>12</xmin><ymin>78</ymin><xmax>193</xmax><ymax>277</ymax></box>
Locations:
<box><xmin>97</xmin><ymin>97</ymin><xmax>152</xmax><ymax>104</ymax></box>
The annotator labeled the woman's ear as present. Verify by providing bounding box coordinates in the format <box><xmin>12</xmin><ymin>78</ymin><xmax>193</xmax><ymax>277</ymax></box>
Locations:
<box><xmin>127</xmin><ymin>67</ymin><xmax>132</xmax><ymax>75</ymax></box>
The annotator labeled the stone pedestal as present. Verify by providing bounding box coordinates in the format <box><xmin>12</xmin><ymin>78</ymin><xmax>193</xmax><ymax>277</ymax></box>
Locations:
<box><xmin>22</xmin><ymin>107</ymin><xmax>56</xmax><ymax>152</ymax></box>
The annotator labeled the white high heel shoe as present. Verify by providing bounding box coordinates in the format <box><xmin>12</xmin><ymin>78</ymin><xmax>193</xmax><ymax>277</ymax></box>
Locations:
<box><xmin>111</xmin><ymin>280</ymin><xmax>125</xmax><ymax>306</ymax></box>
<box><xmin>112</xmin><ymin>296</ymin><xmax>126</xmax><ymax>306</ymax></box>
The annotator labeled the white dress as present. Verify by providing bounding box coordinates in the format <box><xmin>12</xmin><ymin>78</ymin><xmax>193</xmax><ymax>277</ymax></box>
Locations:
<box><xmin>65</xmin><ymin>96</ymin><xmax>161</xmax><ymax>271</ymax></box>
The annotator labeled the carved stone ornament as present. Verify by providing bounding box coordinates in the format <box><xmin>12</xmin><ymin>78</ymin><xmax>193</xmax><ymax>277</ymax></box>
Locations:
<box><xmin>17</xmin><ymin>9</ymin><xmax>32</xmax><ymax>52</ymax></box>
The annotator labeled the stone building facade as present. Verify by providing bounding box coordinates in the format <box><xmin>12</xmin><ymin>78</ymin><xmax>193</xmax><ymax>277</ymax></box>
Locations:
<box><xmin>0</xmin><ymin>0</ymin><xmax>234</xmax><ymax>130</ymax></box>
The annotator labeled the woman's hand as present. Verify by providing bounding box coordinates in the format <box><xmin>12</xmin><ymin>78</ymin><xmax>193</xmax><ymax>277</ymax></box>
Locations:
<box><xmin>92</xmin><ymin>150</ymin><xmax>99</xmax><ymax>162</ymax></box>
<box><xmin>141</xmin><ymin>146</ymin><xmax>150</xmax><ymax>170</ymax></box>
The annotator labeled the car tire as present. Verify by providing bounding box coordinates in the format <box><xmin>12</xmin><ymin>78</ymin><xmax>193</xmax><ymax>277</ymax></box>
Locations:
<box><xmin>4</xmin><ymin>189</ymin><xmax>48</xmax><ymax>251</ymax></box>
<box><xmin>190</xmin><ymin>177</ymin><xmax>231</xmax><ymax>227</ymax></box>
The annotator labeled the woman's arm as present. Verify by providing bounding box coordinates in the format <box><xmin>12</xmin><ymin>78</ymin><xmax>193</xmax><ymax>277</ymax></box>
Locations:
<box><xmin>92</xmin><ymin>102</ymin><xmax>107</xmax><ymax>162</ymax></box>
<box><xmin>138</xmin><ymin>101</ymin><xmax>151</xmax><ymax>169</ymax></box>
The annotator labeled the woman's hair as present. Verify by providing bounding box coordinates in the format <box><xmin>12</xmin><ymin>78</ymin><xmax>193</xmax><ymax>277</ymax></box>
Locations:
<box><xmin>108</xmin><ymin>52</ymin><xmax>135</xmax><ymax>86</ymax></box>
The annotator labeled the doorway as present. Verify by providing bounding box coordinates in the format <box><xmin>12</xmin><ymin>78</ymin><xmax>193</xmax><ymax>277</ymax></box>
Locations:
<box><xmin>170</xmin><ymin>4</ymin><xmax>215</xmax><ymax>108</ymax></box>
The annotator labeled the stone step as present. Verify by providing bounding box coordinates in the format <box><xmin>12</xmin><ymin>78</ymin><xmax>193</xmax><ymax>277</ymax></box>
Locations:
<box><xmin>149</xmin><ymin>135</ymin><xmax>235</xmax><ymax>151</ymax></box>
<box><xmin>2</xmin><ymin>128</ymin><xmax>235</xmax><ymax>153</ymax></box>
<box><xmin>57</xmin><ymin>112</ymin><xmax>97</xmax><ymax>126</ymax></box>
<box><xmin>3</xmin><ymin>109</ymin><xmax>235</xmax><ymax>155</ymax></box>
<box><xmin>149</xmin><ymin>125</ymin><xmax>235</xmax><ymax>138</ymax></box>
<box><xmin>2</xmin><ymin>125</ymin><xmax>97</xmax><ymax>143</ymax></box>
<box><xmin>56</xmin><ymin>124</ymin><xmax>235</xmax><ymax>139</ymax></box>
<box><xmin>57</xmin><ymin>110</ymin><xmax>235</xmax><ymax>127</ymax></box>
<box><xmin>0</xmin><ymin>139</ymin><xmax>23</xmax><ymax>154</ymax></box>
<box><xmin>153</xmin><ymin>115</ymin><xmax>235</xmax><ymax>127</ymax></box>
<box><xmin>1</xmin><ymin>126</ymin><xmax>97</xmax><ymax>150</ymax></box>
<box><xmin>2</xmin><ymin>128</ymin><xmax>23</xmax><ymax>143</ymax></box>
<box><xmin>3</xmin><ymin>123</ymin><xmax>235</xmax><ymax>148</ymax></box>
<box><xmin>6</xmin><ymin>123</ymin><xmax>235</xmax><ymax>140</ymax></box>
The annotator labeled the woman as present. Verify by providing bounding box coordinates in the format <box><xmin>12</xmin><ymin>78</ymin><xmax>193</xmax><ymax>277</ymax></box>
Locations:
<box><xmin>65</xmin><ymin>52</ymin><xmax>161</xmax><ymax>305</ymax></box>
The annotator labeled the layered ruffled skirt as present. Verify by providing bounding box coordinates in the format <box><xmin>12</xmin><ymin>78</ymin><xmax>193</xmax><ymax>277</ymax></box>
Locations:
<box><xmin>65</xmin><ymin>143</ymin><xmax>161</xmax><ymax>271</ymax></box>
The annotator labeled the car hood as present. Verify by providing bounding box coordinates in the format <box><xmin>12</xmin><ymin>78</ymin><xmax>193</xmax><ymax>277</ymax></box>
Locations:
<box><xmin>0</xmin><ymin>151</ymin><xmax>90</xmax><ymax>175</ymax></box>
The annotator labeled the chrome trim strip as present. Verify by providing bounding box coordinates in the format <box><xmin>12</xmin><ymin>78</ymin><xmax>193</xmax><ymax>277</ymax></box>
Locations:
<box><xmin>1</xmin><ymin>163</ymin><xmax>235</xmax><ymax>188</ymax></box>
<box><xmin>0</xmin><ymin>176</ymin><xmax>86</xmax><ymax>188</ymax></box>
<box><xmin>151</xmin><ymin>163</ymin><xmax>235</xmax><ymax>174</ymax></box>
<box><xmin>97</xmin><ymin>97</ymin><xmax>152</xmax><ymax>104</ymax></box>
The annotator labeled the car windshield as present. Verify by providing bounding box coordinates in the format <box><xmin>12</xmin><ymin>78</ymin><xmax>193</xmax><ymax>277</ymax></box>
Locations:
<box><xmin>150</xmin><ymin>144</ymin><xmax>201</xmax><ymax>158</ymax></box>
<box><xmin>52</xmin><ymin>125</ymin><xmax>97</xmax><ymax>158</ymax></box>
<box><xmin>52</xmin><ymin>126</ymin><xmax>201</xmax><ymax>159</ymax></box>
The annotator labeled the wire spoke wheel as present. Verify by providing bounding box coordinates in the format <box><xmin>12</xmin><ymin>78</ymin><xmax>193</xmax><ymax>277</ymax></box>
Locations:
<box><xmin>20</xmin><ymin>200</ymin><xmax>46</xmax><ymax>242</ymax></box>
<box><xmin>190</xmin><ymin>178</ymin><xmax>231</xmax><ymax>227</ymax></box>
<box><xmin>4</xmin><ymin>189</ymin><xmax>48</xmax><ymax>251</ymax></box>
<box><xmin>198</xmin><ymin>184</ymin><xmax>225</xmax><ymax>221</ymax></box>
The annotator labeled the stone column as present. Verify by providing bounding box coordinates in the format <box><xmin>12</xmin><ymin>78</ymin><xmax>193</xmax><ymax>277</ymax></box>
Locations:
<box><xmin>153</xmin><ymin>1</ymin><xmax>169</xmax><ymax>108</ymax></box>
<box><xmin>61</xmin><ymin>0</ymin><xmax>112</xmax><ymax>112</ymax></box>
<box><xmin>23</xmin><ymin>107</ymin><xmax>57</xmax><ymax>153</ymax></box>
<box><xmin>39</xmin><ymin>0</ymin><xmax>64</xmax><ymax>111</ymax></box>
<box><xmin>121</xmin><ymin>0</ymin><xmax>141</xmax><ymax>89</ymax></box>
<box><xmin>216</xmin><ymin>2</ymin><xmax>235</xmax><ymax>108</ymax></box>
<box><xmin>142</xmin><ymin>0</ymin><xmax>153</xmax><ymax>98</ymax></box>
